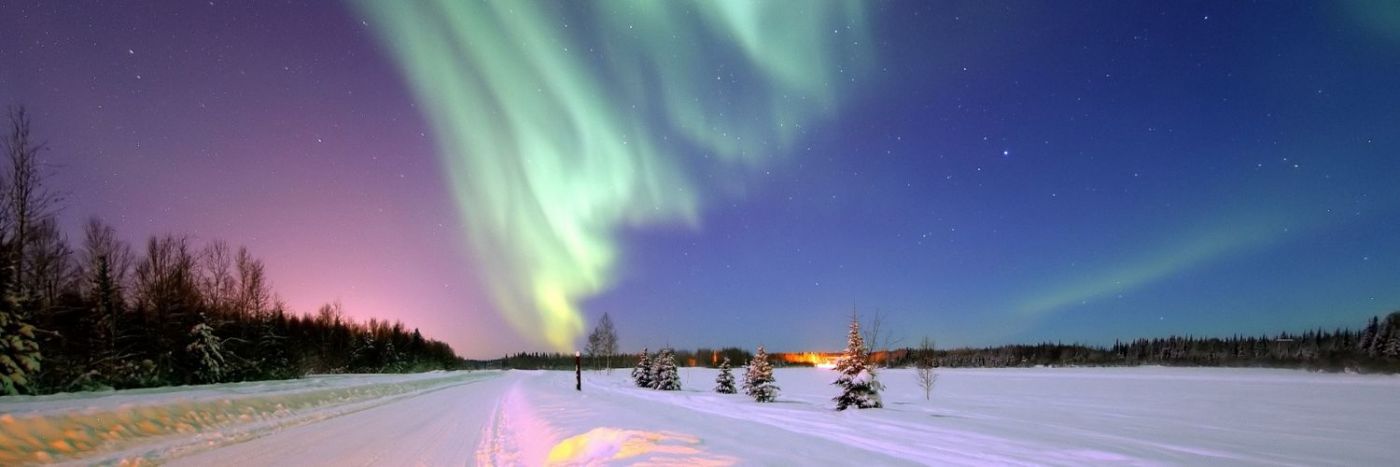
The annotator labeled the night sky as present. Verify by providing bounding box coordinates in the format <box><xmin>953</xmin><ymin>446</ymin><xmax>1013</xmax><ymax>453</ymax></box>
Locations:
<box><xmin>3</xmin><ymin>1</ymin><xmax>1398</xmax><ymax>358</ymax></box>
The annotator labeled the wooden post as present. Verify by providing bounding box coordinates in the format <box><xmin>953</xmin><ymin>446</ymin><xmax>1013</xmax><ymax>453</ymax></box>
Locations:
<box><xmin>575</xmin><ymin>351</ymin><xmax>582</xmax><ymax>391</ymax></box>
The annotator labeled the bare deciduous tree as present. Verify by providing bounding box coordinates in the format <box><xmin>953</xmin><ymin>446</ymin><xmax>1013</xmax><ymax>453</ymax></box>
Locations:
<box><xmin>133</xmin><ymin>235</ymin><xmax>201</xmax><ymax>320</ymax></box>
<box><xmin>27</xmin><ymin>217</ymin><xmax>73</xmax><ymax>309</ymax></box>
<box><xmin>915</xmin><ymin>336</ymin><xmax>937</xmax><ymax>400</ymax></box>
<box><xmin>235</xmin><ymin>247</ymin><xmax>270</xmax><ymax>317</ymax></box>
<box><xmin>200</xmin><ymin>240</ymin><xmax>236</xmax><ymax>315</ymax></box>
<box><xmin>585</xmin><ymin>312</ymin><xmax>618</xmax><ymax>372</ymax></box>
<box><xmin>4</xmin><ymin>106</ymin><xmax>62</xmax><ymax>307</ymax></box>
<box><xmin>80</xmin><ymin>218</ymin><xmax>133</xmax><ymax>296</ymax></box>
<box><xmin>861</xmin><ymin>308</ymin><xmax>903</xmax><ymax>368</ymax></box>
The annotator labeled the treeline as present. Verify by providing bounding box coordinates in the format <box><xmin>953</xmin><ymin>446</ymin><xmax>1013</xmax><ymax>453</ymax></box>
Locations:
<box><xmin>495</xmin><ymin>347</ymin><xmax>757</xmax><ymax>370</ymax></box>
<box><xmin>0</xmin><ymin>107</ymin><xmax>463</xmax><ymax>396</ymax></box>
<box><xmin>881</xmin><ymin>312</ymin><xmax>1400</xmax><ymax>373</ymax></box>
<box><xmin>493</xmin><ymin>312</ymin><xmax>1400</xmax><ymax>374</ymax></box>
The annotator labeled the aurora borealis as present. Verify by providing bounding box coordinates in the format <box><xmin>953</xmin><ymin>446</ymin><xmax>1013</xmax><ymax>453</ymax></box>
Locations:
<box><xmin>350</xmin><ymin>0</ymin><xmax>868</xmax><ymax>351</ymax></box>
<box><xmin>2</xmin><ymin>1</ymin><xmax>1399</xmax><ymax>357</ymax></box>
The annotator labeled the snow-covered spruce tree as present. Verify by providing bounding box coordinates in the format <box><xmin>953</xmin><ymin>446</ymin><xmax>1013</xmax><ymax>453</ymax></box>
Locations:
<box><xmin>648</xmin><ymin>349</ymin><xmax>663</xmax><ymax>389</ymax></box>
<box><xmin>740</xmin><ymin>359</ymin><xmax>752</xmax><ymax>394</ymax></box>
<box><xmin>833</xmin><ymin>316</ymin><xmax>882</xmax><ymax>410</ymax></box>
<box><xmin>714</xmin><ymin>356</ymin><xmax>737</xmax><ymax>394</ymax></box>
<box><xmin>654</xmin><ymin>348</ymin><xmax>681</xmax><ymax>391</ymax></box>
<box><xmin>0</xmin><ymin>302</ymin><xmax>41</xmax><ymax>395</ymax></box>
<box><xmin>745</xmin><ymin>345</ymin><xmax>779</xmax><ymax>402</ymax></box>
<box><xmin>632</xmin><ymin>348</ymin><xmax>652</xmax><ymax>387</ymax></box>
<box><xmin>186</xmin><ymin>314</ymin><xmax>226</xmax><ymax>384</ymax></box>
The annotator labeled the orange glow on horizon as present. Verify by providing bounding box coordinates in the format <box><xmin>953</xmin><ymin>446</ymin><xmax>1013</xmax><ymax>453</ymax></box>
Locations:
<box><xmin>775</xmin><ymin>350</ymin><xmax>902</xmax><ymax>369</ymax></box>
<box><xmin>778</xmin><ymin>352</ymin><xmax>839</xmax><ymax>369</ymax></box>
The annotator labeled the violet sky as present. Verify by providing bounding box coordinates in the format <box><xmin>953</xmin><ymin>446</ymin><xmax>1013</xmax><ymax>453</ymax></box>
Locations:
<box><xmin>3</xmin><ymin>1</ymin><xmax>1398</xmax><ymax>358</ymax></box>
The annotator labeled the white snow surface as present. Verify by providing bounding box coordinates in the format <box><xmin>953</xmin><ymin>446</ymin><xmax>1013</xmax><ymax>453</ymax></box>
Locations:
<box><xmin>2</xmin><ymin>366</ymin><xmax>1399</xmax><ymax>465</ymax></box>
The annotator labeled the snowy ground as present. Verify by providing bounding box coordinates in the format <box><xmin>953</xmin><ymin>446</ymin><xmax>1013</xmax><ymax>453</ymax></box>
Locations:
<box><xmin>2</xmin><ymin>367</ymin><xmax>1398</xmax><ymax>465</ymax></box>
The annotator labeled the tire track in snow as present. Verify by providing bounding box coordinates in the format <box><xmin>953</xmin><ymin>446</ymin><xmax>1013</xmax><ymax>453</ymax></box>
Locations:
<box><xmin>474</xmin><ymin>375</ymin><xmax>557</xmax><ymax>466</ymax></box>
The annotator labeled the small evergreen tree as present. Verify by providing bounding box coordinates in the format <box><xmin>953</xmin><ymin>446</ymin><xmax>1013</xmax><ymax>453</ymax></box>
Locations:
<box><xmin>714</xmin><ymin>356</ymin><xmax>736</xmax><ymax>394</ymax></box>
<box><xmin>186</xmin><ymin>314</ymin><xmax>225</xmax><ymax>384</ymax></box>
<box><xmin>648</xmin><ymin>349</ymin><xmax>662</xmax><ymax>388</ymax></box>
<box><xmin>0</xmin><ymin>305</ymin><xmax>41</xmax><ymax>395</ymax></box>
<box><xmin>632</xmin><ymin>348</ymin><xmax>652</xmax><ymax>387</ymax></box>
<box><xmin>745</xmin><ymin>345</ymin><xmax>779</xmax><ymax>402</ymax></box>
<box><xmin>833</xmin><ymin>315</ymin><xmax>882</xmax><ymax>410</ymax></box>
<box><xmin>86</xmin><ymin>253</ymin><xmax>121</xmax><ymax>363</ymax></box>
<box><xmin>0</xmin><ymin>216</ymin><xmax>35</xmax><ymax>393</ymax></box>
<box><xmin>740</xmin><ymin>359</ymin><xmax>752</xmax><ymax>394</ymax></box>
<box><xmin>654</xmin><ymin>347</ymin><xmax>681</xmax><ymax>391</ymax></box>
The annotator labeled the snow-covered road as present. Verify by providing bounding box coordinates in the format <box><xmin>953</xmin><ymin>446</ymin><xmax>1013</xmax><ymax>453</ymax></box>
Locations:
<box><xmin>4</xmin><ymin>367</ymin><xmax>1399</xmax><ymax>465</ymax></box>
<box><xmin>169</xmin><ymin>373</ymin><xmax>510</xmax><ymax>466</ymax></box>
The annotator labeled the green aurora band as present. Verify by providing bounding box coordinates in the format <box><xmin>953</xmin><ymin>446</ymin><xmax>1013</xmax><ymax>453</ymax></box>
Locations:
<box><xmin>354</xmin><ymin>1</ymin><xmax>868</xmax><ymax>350</ymax></box>
<box><xmin>1014</xmin><ymin>213</ymin><xmax>1296</xmax><ymax>319</ymax></box>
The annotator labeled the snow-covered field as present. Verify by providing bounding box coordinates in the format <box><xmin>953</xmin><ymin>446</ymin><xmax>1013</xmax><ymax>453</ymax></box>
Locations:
<box><xmin>2</xmin><ymin>367</ymin><xmax>1398</xmax><ymax>465</ymax></box>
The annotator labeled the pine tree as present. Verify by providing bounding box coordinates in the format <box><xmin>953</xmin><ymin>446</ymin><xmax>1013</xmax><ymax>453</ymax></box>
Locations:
<box><xmin>714</xmin><ymin>356</ymin><xmax>736</xmax><ymax>394</ymax></box>
<box><xmin>745</xmin><ymin>345</ymin><xmax>779</xmax><ymax>402</ymax></box>
<box><xmin>1359</xmin><ymin>316</ymin><xmax>1379</xmax><ymax>354</ymax></box>
<box><xmin>0</xmin><ymin>307</ymin><xmax>41</xmax><ymax>395</ymax></box>
<box><xmin>1383</xmin><ymin>313</ymin><xmax>1400</xmax><ymax>359</ymax></box>
<box><xmin>1372</xmin><ymin>325</ymin><xmax>1392</xmax><ymax>359</ymax></box>
<box><xmin>186</xmin><ymin>314</ymin><xmax>225</xmax><ymax>384</ymax></box>
<box><xmin>0</xmin><ymin>251</ymin><xmax>40</xmax><ymax>395</ymax></box>
<box><xmin>648</xmin><ymin>349</ymin><xmax>662</xmax><ymax>388</ymax></box>
<box><xmin>254</xmin><ymin>308</ymin><xmax>294</xmax><ymax>379</ymax></box>
<box><xmin>833</xmin><ymin>315</ymin><xmax>882</xmax><ymax>410</ymax></box>
<box><xmin>87</xmin><ymin>254</ymin><xmax>121</xmax><ymax>364</ymax></box>
<box><xmin>741</xmin><ymin>359</ymin><xmax>752</xmax><ymax>394</ymax></box>
<box><xmin>654</xmin><ymin>347</ymin><xmax>681</xmax><ymax>391</ymax></box>
<box><xmin>632</xmin><ymin>348</ymin><xmax>652</xmax><ymax>387</ymax></box>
